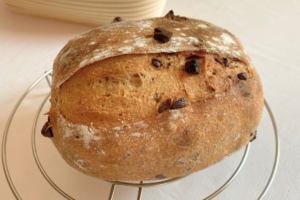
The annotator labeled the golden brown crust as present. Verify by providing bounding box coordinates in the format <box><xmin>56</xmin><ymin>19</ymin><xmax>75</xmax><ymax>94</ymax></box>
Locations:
<box><xmin>52</xmin><ymin>17</ymin><xmax>251</xmax><ymax>89</ymax></box>
<box><xmin>48</xmin><ymin>16</ymin><xmax>264</xmax><ymax>181</ymax></box>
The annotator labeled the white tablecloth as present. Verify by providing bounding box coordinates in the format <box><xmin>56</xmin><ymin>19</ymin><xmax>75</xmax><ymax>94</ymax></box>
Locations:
<box><xmin>1</xmin><ymin>0</ymin><xmax>299</xmax><ymax>199</ymax></box>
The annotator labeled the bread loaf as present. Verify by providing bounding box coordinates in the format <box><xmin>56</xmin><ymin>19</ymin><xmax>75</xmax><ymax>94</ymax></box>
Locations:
<box><xmin>44</xmin><ymin>12</ymin><xmax>264</xmax><ymax>181</ymax></box>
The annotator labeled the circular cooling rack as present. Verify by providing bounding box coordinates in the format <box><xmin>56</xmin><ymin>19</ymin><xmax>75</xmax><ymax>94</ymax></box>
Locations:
<box><xmin>2</xmin><ymin>70</ymin><xmax>280</xmax><ymax>200</ymax></box>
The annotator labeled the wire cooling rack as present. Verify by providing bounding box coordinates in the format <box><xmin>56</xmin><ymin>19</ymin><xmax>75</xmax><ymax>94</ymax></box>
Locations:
<box><xmin>2</xmin><ymin>70</ymin><xmax>280</xmax><ymax>200</ymax></box>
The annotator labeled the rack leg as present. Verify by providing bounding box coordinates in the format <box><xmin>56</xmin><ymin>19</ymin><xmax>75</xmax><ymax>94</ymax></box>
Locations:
<box><xmin>108</xmin><ymin>184</ymin><xmax>115</xmax><ymax>200</ymax></box>
<box><xmin>45</xmin><ymin>71</ymin><xmax>52</xmax><ymax>88</ymax></box>
<box><xmin>137</xmin><ymin>181</ymin><xmax>143</xmax><ymax>200</ymax></box>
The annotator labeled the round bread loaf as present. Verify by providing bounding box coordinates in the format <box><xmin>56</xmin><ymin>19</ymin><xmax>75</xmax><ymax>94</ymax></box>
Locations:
<box><xmin>45</xmin><ymin>12</ymin><xmax>264</xmax><ymax>181</ymax></box>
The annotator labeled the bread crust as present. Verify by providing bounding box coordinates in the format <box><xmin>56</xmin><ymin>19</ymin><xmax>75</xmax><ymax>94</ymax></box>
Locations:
<box><xmin>52</xmin><ymin>17</ymin><xmax>250</xmax><ymax>89</ymax></box>
<box><xmin>48</xmin><ymin>17</ymin><xmax>264</xmax><ymax>181</ymax></box>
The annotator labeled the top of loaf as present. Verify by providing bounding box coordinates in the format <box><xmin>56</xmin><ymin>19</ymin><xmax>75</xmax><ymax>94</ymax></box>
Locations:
<box><xmin>52</xmin><ymin>16</ymin><xmax>251</xmax><ymax>88</ymax></box>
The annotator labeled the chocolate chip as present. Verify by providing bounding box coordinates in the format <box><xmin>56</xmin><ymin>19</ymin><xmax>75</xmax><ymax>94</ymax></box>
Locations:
<box><xmin>185</xmin><ymin>60</ymin><xmax>200</xmax><ymax>74</ymax></box>
<box><xmin>152</xmin><ymin>59</ymin><xmax>162</xmax><ymax>67</ymax></box>
<box><xmin>186</xmin><ymin>168</ymin><xmax>192</xmax><ymax>171</ymax></box>
<box><xmin>170</xmin><ymin>98</ymin><xmax>185</xmax><ymax>109</ymax></box>
<box><xmin>228</xmin><ymin>75</ymin><xmax>232</xmax><ymax>79</ymax></box>
<box><xmin>223</xmin><ymin>58</ymin><xmax>229</xmax><ymax>67</ymax></box>
<box><xmin>113</xmin><ymin>16</ymin><xmax>122</xmax><ymax>22</ymax></box>
<box><xmin>215</xmin><ymin>58</ymin><xmax>222</xmax><ymax>64</ymax></box>
<box><xmin>158</xmin><ymin>98</ymin><xmax>172</xmax><ymax>113</ymax></box>
<box><xmin>165</xmin><ymin>10</ymin><xmax>174</xmax><ymax>19</ymax></box>
<box><xmin>164</xmin><ymin>10</ymin><xmax>188</xmax><ymax>21</ymax></box>
<box><xmin>49</xmin><ymin>128</ymin><xmax>53</xmax><ymax>137</ymax></box>
<box><xmin>153</xmin><ymin>27</ymin><xmax>173</xmax><ymax>43</ymax></box>
<box><xmin>250</xmin><ymin>130</ymin><xmax>257</xmax><ymax>142</ymax></box>
<box><xmin>155</xmin><ymin>174</ymin><xmax>166</xmax><ymax>180</ymax></box>
<box><xmin>234</xmin><ymin>65</ymin><xmax>239</xmax><ymax>68</ymax></box>
<box><xmin>41</xmin><ymin>121</ymin><xmax>53</xmax><ymax>138</ymax></box>
<box><xmin>237</xmin><ymin>73</ymin><xmax>247</xmax><ymax>80</ymax></box>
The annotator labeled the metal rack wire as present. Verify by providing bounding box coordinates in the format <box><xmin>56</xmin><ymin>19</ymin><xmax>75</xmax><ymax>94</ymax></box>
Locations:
<box><xmin>2</xmin><ymin>69</ymin><xmax>280</xmax><ymax>200</ymax></box>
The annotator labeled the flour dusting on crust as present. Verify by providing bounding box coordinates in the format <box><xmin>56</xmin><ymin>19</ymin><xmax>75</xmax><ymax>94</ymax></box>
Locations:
<box><xmin>53</xmin><ymin>17</ymin><xmax>250</xmax><ymax>89</ymax></box>
<box><xmin>197</xmin><ymin>24</ymin><xmax>208</xmax><ymax>29</ymax></box>
<box><xmin>131</xmin><ymin>132</ymin><xmax>141</xmax><ymax>137</ymax></box>
<box><xmin>169</xmin><ymin>110</ymin><xmax>184</xmax><ymax>120</ymax></box>
<box><xmin>58</xmin><ymin>114</ymin><xmax>102</xmax><ymax>149</ymax></box>
<box><xmin>220</xmin><ymin>33</ymin><xmax>235</xmax><ymax>45</ymax></box>
<box><xmin>74</xmin><ymin>160</ymin><xmax>88</xmax><ymax>170</ymax></box>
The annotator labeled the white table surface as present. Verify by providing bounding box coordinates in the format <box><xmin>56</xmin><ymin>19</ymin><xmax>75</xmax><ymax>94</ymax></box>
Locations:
<box><xmin>1</xmin><ymin>0</ymin><xmax>300</xmax><ymax>199</ymax></box>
